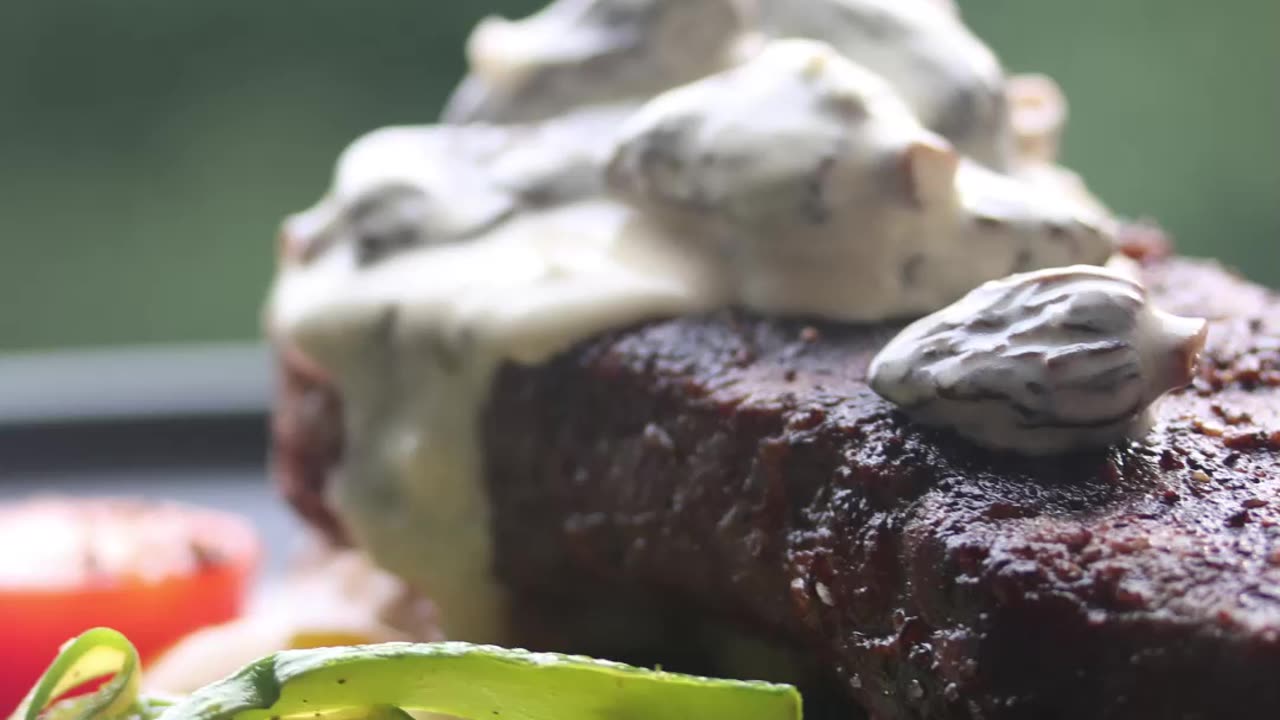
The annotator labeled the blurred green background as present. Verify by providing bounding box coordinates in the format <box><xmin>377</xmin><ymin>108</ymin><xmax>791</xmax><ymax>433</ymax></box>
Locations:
<box><xmin>1</xmin><ymin>0</ymin><xmax>1276</xmax><ymax>351</ymax></box>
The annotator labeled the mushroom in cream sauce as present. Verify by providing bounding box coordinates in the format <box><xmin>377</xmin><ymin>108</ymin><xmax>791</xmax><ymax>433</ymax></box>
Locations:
<box><xmin>607</xmin><ymin>40</ymin><xmax>1113</xmax><ymax>321</ymax></box>
<box><xmin>757</xmin><ymin>0</ymin><xmax>1012</xmax><ymax>169</ymax></box>
<box><xmin>868</xmin><ymin>265</ymin><xmax>1208</xmax><ymax>454</ymax></box>
<box><xmin>270</xmin><ymin>0</ymin><xmax>1132</xmax><ymax>643</ymax></box>
<box><xmin>444</xmin><ymin>0</ymin><xmax>753</xmax><ymax>124</ymax></box>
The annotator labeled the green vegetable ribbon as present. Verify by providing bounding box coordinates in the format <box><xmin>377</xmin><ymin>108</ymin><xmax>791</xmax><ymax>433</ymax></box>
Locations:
<box><xmin>11</xmin><ymin>628</ymin><xmax>803</xmax><ymax>720</ymax></box>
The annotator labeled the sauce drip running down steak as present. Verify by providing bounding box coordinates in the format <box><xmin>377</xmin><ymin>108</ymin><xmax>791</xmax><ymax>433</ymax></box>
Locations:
<box><xmin>276</xmin><ymin>248</ymin><xmax>1280</xmax><ymax>720</ymax></box>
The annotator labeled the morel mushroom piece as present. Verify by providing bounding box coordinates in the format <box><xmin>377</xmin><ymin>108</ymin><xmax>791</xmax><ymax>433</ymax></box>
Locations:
<box><xmin>605</xmin><ymin>38</ymin><xmax>924</xmax><ymax>240</ymax></box>
<box><xmin>442</xmin><ymin>0</ymin><xmax>751</xmax><ymax>124</ymax></box>
<box><xmin>1003</xmin><ymin>73</ymin><xmax>1112</xmax><ymax>220</ymax></box>
<box><xmin>1006</xmin><ymin>73</ymin><xmax>1066</xmax><ymax>165</ymax></box>
<box><xmin>868</xmin><ymin>265</ymin><xmax>1208</xmax><ymax>455</ymax></box>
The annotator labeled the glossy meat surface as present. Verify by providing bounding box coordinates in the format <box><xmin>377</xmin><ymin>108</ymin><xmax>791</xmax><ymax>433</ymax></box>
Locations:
<box><xmin>274</xmin><ymin>255</ymin><xmax>1280</xmax><ymax>718</ymax></box>
<box><xmin>483</xmin><ymin>256</ymin><xmax>1280</xmax><ymax>719</ymax></box>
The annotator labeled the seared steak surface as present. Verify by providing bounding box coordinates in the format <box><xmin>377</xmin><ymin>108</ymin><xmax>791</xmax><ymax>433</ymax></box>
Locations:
<box><xmin>276</xmin><ymin>256</ymin><xmax>1280</xmax><ymax>719</ymax></box>
<box><xmin>483</xmin><ymin>257</ymin><xmax>1280</xmax><ymax>720</ymax></box>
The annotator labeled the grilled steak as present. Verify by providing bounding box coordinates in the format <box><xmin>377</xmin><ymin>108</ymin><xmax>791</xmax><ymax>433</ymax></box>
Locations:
<box><xmin>275</xmin><ymin>253</ymin><xmax>1280</xmax><ymax>719</ymax></box>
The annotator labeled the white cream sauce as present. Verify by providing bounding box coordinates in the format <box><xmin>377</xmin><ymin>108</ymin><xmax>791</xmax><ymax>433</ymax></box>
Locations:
<box><xmin>271</xmin><ymin>200</ymin><xmax>723</xmax><ymax>641</ymax></box>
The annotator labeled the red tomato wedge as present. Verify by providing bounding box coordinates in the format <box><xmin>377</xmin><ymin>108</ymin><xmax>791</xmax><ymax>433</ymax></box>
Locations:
<box><xmin>0</xmin><ymin>497</ymin><xmax>260</xmax><ymax>712</ymax></box>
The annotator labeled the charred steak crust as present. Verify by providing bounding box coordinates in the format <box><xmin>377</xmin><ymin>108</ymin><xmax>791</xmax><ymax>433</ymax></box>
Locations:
<box><xmin>272</xmin><ymin>343</ymin><xmax>348</xmax><ymax>543</ymax></box>
<box><xmin>482</xmin><ymin>257</ymin><xmax>1280</xmax><ymax>720</ymax></box>
<box><xmin>273</xmin><ymin>255</ymin><xmax>1280</xmax><ymax>719</ymax></box>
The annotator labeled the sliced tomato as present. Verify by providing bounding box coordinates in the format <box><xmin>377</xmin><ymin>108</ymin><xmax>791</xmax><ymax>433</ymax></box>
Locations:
<box><xmin>0</xmin><ymin>497</ymin><xmax>260</xmax><ymax>712</ymax></box>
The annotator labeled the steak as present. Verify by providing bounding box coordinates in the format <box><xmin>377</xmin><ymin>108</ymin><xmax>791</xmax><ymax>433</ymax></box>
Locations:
<box><xmin>276</xmin><ymin>253</ymin><xmax>1280</xmax><ymax>719</ymax></box>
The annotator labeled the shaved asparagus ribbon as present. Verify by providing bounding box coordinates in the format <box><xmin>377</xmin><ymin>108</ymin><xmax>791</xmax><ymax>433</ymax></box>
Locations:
<box><xmin>10</xmin><ymin>628</ymin><xmax>170</xmax><ymax>720</ymax></box>
<box><xmin>10</xmin><ymin>628</ymin><xmax>802</xmax><ymax>720</ymax></box>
